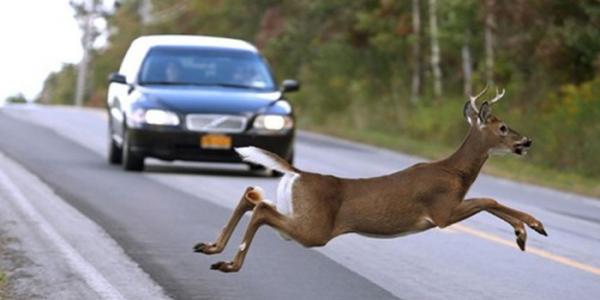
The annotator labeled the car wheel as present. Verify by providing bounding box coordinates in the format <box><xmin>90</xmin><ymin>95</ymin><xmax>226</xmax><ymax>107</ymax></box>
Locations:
<box><xmin>122</xmin><ymin>128</ymin><xmax>145</xmax><ymax>171</ymax></box>
<box><xmin>108</xmin><ymin>129</ymin><xmax>122</xmax><ymax>164</ymax></box>
<box><xmin>270</xmin><ymin>151</ymin><xmax>294</xmax><ymax>177</ymax></box>
<box><xmin>247</xmin><ymin>151</ymin><xmax>293</xmax><ymax>177</ymax></box>
<box><xmin>248</xmin><ymin>163</ymin><xmax>265</xmax><ymax>172</ymax></box>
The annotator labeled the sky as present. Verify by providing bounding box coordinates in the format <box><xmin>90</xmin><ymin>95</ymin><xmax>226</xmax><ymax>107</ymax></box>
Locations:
<box><xmin>0</xmin><ymin>1</ymin><xmax>83</xmax><ymax>102</ymax></box>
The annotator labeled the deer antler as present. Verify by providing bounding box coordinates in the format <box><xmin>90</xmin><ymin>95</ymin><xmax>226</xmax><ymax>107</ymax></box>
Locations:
<box><xmin>468</xmin><ymin>85</ymin><xmax>489</xmax><ymax>113</ymax></box>
<box><xmin>489</xmin><ymin>88</ymin><xmax>506</xmax><ymax>105</ymax></box>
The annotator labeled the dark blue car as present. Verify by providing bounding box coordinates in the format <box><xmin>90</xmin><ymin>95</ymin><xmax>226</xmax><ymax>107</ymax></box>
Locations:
<box><xmin>106</xmin><ymin>35</ymin><xmax>298</xmax><ymax>172</ymax></box>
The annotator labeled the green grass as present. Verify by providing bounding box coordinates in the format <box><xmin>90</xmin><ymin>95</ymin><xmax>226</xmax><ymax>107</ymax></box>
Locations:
<box><xmin>304</xmin><ymin>124</ymin><xmax>600</xmax><ymax>199</ymax></box>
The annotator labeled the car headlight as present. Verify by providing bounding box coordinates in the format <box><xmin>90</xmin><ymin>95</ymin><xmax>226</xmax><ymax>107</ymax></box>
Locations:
<box><xmin>130</xmin><ymin>109</ymin><xmax>180</xmax><ymax>126</ymax></box>
<box><xmin>253</xmin><ymin>115</ymin><xmax>294</xmax><ymax>131</ymax></box>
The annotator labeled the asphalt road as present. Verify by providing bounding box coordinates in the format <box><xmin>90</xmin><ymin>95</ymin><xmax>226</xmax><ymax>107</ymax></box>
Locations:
<box><xmin>1</xmin><ymin>105</ymin><xmax>599</xmax><ymax>299</ymax></box>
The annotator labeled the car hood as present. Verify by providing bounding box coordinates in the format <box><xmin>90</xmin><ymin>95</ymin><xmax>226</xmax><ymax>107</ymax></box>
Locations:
<box><xmin>137</xmin><ymin>86</ymin><xmax>290</xmax><ymax>115</ymax></box>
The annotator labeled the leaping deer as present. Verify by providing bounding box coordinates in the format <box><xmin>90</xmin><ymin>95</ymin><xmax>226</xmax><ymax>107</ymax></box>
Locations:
<box><xmin>194</xmin><ymin>87</ymin><xmax>547</xmax><ymax>273</ymax></box>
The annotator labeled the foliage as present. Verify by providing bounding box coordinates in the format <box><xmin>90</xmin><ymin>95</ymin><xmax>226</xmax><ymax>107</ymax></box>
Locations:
<box><xmin>531</xmin><ymin>78</ymin><xmax>600</xmax><ymax>176</ymax></box>
<box><xmin>37</xmin><ymin>64</ymin><xmax>78</xmax><ymax>105</ymax></box>
<box><xmin>0</xmin><ymin>269</ymin><xmax>5</xmax><ymax>299</ymax></box>
<box><xmin>4</xmin><ymin>93</ymin><xmax>27</xmax><ymax>104</ymax></box>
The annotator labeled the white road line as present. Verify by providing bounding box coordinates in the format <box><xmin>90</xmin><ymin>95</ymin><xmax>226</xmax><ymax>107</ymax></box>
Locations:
<box><xmin>0</xmin><ymin>170</ymin><xmax>126</xmax><ymax>300</ymax></box>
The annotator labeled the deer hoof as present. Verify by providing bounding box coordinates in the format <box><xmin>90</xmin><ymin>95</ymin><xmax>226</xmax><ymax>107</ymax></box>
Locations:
<box><xmin>515</xmin><ymin>229</ymin><xmax>527</xmax><ymax>251</ymax></box>
<box><xmin>516</xmin><ymin>238</ymin><xmax>526</xmax><ymax>251</ymax></box>
<box><xmin>210</xmin><ymin>261</ymin><xmax>239</xmax><ymax>273</ymax></box>
<box><xmin>529</xmin><ymin>222</ymin><xmax>548</xmax><ymax>237</ymax></box>
<box><xmin>194</xmin><ymin>242</ymin><xmax>221</xmax><ymax>255</ymax></box>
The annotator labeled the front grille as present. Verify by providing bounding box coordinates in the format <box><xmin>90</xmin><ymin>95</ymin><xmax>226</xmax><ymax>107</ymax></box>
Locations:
<box><xmin>185</xmin><ymin>114</ymin><xmax>248</xmax><ymax>133</ymax></box>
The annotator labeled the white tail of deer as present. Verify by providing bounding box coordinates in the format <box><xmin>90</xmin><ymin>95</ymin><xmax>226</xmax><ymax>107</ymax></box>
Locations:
<box><xmin>194</xmin><ymin>87</ymin><xmax>546</xmax><ymax>272</ymax></box>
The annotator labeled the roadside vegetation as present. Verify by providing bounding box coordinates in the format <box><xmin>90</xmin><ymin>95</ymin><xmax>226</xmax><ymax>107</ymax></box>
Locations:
<box><xmin>36</xmin><ymin>1</ymin><xmax>600</xmax><ymax>197</ymax></box>
<box><xmin>0</xmin><ymin>269</ymin><xmax>6</xmax><ymax>300</ymax></box>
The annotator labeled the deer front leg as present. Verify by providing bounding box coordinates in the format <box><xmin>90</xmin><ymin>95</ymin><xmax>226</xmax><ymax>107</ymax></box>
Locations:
<box><xmin>486</xmin><ymin>209</ymin><xmax>528</xmax><ymax>251</ymax></box>
<box><xmin>446</xmin><ymin>198</ymin><xmax>546</xmax><ymax>251</ymax></box>
<box><xmin>210</xmin><ymin>201</ymin><xmax>295</xmax><ymax>273</ymax></box>
<box><xmin>489</xmin><ymin>202</ymin><xmax>547</xmax><ymax>236</ymax></box>
<box><xmin>193</xmin><ymin>186</ymin><xmax>262</xmax><ymax>255</ymax></box>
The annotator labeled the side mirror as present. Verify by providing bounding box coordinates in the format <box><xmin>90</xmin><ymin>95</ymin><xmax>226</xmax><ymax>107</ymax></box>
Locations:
<box><xmin>280</xmin><ymin>79</ymin><xmax>300</xmax><ymax>93</ymax></box>
<box><xmin>108</xmin><ymin>72</ymin><xmax>127</xmax><ymax>84</ymax></box>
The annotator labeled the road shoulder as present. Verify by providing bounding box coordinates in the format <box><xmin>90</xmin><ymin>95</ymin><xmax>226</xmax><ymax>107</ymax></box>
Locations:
<box><xmin>0</xmin><ymin>151</ymin><xmax>171</xmax><ymax>300</ymax></box>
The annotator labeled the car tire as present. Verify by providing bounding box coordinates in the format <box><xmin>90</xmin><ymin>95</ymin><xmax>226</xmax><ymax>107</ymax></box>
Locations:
<box><xmin>108</xmin><ymin>130</ymin><xmax>122</xmax><ymax>164</ymax></box>
<box><xmin>122</xmin><ymin>128</ymin><xmax>145</xmax><ymax>171</ymax></box>
<box><xmin>248</xmin><ymin>163</ymin><xmax>265</xmax><ymax>172</ymax></box>
<box><xmin>248</xmin><ymin>163</ymin><xmax>271</xmax><ymax>177</ymax></box>
<box><xmin>247</xmin><ymin>151</ymin><xmax>293</xmax><ymax>177</ymax></box>
<box><xmin>270</xmin><ymin>151</ymin><xmax>294</xmax><ymax>177</ymax></box>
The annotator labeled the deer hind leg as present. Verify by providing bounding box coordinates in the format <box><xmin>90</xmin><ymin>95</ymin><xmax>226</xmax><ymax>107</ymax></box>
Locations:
<box><xmin>210</xmin><ymin>201</ymin><xmax>299</xmax><ymax>273</ymax></box>
<box><xmin>194</xmin><ymin>186</ymin><xmax>264</xmax><ymax>255</ymax></box>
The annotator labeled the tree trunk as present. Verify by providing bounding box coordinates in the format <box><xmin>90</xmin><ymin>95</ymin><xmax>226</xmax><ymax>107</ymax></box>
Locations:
<box><xmin>74</xmin><ymin>2</ymin><xmax>94</xmax><ymax>107</ymax></box>
<box><xmin>139</xmin><ymin>0</ymin><xmax>154</xmax><ymax>25</ymax></box>
<box><xmin>485</xmin><ymin>0</ymin><xmax>495</xmax><ymax>86</ymax></box>
<box><xmin>462</xmin><ymin>44</ymin><xmax>472</xmax><ymax>96</ymax></box>
<box><xmin>429</xmin><ymin>0</ymin><xmax>442</xmax><ymax>98</ymax></box>
<box><xmin>410</xmin><ymin>0</ymin><xmax>421</xmax><ymax>104</ymax></box>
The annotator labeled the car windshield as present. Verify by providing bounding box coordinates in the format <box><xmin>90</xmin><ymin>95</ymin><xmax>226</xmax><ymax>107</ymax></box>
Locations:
<box><xmin>138</xmin><ymin>46</ymin><xmax>276</xmax><ymax>91</ymax></box>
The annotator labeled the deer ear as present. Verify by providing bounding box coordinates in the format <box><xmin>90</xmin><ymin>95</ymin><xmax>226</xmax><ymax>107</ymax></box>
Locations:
<box><xmin>478</xmin><ymin>101</ymin><xmax>492</xmax><ymax>124</ymax></box>
<box><xmin>463</xmin><ymin>101</ymin><xmax>478</xmax><ymax>126</ymax></box>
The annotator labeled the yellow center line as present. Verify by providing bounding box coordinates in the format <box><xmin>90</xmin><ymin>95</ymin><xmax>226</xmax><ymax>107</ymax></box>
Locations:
<box><xmin>451</xmin><ymin>224</ymin><xmax>600</xmax><ymax>277</ymax></box>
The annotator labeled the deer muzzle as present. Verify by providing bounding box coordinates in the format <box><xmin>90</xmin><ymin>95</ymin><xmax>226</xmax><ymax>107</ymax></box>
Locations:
<box><xmin>514</xmin><ymin>137</ymin><xmax>532</xmax><ymax>155</ymax></box>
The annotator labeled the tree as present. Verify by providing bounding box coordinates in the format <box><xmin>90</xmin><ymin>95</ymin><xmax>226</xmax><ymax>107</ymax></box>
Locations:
<box><xmin>71</xmin><ymin>0</ymin><xmax>109</xmax><ymax>107</ymax></box>
<box><xmin>4</xmin><ymin>93</ymin><xmax>28</xmax><ymax>104</ymax></box>
<box><xmin>484</xmin><ymin>0</ymin><xmax>495</xmax><ymax>86</ymax></box>
<box><xmin>438</xmin><ymin>0</ymin><xmax>478</xmax><ymax>96</ymax></box>
<box><xmin>410</xmin><ymin>0</ymin><xmax>421</xmax><ymax>103</ymax></box>
<box><xmin>38</xmin><ymin>64</ymin><xmax>78</xmax><ymax>105</ymax></box>
<box><xmin>429</xmin><ymin>0</ymin><xmax>443</xmax><ymax>98</ymax></box>
<box><xmin>462</xmin><ymin>44</ymin><xmax>472</xmax><ymax>96</ymax></box>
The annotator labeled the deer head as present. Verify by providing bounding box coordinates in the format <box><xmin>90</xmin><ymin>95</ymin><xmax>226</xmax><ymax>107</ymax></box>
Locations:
<box><xmin>463</xmin><ymin>86</ymin><xmax>532</xmax><ymax>156</ymax></box>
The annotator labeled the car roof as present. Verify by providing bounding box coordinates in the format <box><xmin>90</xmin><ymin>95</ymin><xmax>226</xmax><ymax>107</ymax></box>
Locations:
<box><xmin>131</xmin><ymin>35</ymin><xmax>258</xmax><ymax>53</ymax></box>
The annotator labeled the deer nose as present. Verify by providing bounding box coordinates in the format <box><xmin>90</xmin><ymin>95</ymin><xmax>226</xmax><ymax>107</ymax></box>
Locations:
<box><xmin>523</xmin><ymin>138</ymin><xmax>532</xmax><ymax>147</ymax></box>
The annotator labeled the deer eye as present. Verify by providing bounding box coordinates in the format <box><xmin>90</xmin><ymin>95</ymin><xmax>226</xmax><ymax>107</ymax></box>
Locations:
<box><xmin>499</xmin><ymin>124</ymin><xmax>508</xmax><ymax>135</ymax></box>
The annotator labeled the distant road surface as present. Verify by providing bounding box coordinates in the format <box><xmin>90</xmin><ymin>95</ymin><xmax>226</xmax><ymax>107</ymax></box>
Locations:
<box><xmin>0</xmin><ymin>104</ymin><xmax>599</xmax><ymax>300</ymax></box>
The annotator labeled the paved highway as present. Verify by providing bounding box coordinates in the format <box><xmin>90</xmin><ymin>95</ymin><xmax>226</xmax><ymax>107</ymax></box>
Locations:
<box><xmin>0</xmin><ymin>105</ymin><xmax>599</xmax><ymax>299</ymax></box>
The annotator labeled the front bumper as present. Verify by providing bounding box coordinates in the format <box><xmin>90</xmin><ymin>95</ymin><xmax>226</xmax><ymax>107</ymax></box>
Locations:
<box><xmin>127</xmin><ymin>127</ymin><xmax>294</xmax><ymax>163</ymax></box>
